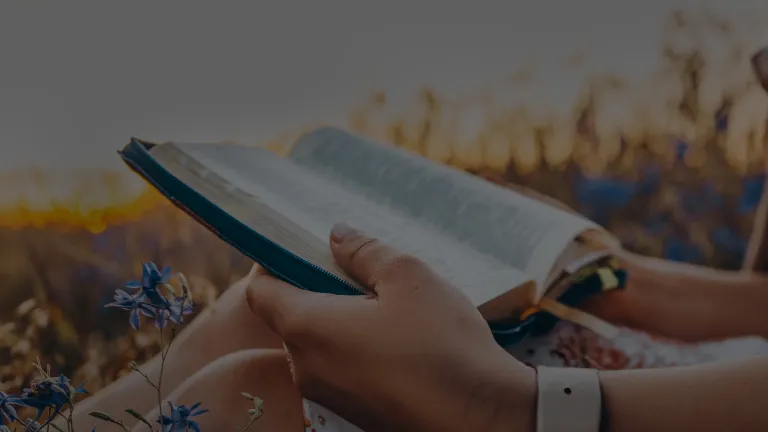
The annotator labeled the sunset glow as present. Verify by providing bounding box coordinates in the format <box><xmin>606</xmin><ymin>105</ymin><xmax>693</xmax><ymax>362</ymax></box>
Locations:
<box><xmin>2</xmin><ymin>7</ymin><xmax>768</xmax><ymax>231</ymax></box>
<box><xmin>0</xmin><ymin>170</ymin><xmax>162</xmax><ymax>233</ymax></box>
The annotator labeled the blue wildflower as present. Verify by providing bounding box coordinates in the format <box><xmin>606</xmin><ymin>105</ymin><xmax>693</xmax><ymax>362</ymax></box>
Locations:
<box><xmin>710</xmin><ymin>226</ymin><xmax>748</xmax><ymax>255</ymax></box>
<box><xmin>145</xmin><ymin>294</ymin><xmax>194</xmax><ymax>329</ymax></box>
<box><xmin>154</xmin><ymin>308</ymin><xmax>169</xmax><ymax>329</ymax></box>
<box><xmin>663</xmin><ymin>237</ymin><xmax>704</xmax><ymax>263</ymax></box>
<box><xmin>0</xmin><ymin>392</ymin><xmax>21</xmax><ymax>425</ymax></box>
<box><xmin>126</xmin><ymin>262</ymin><xmax>173</xmax><ymax>310</ymax></box>
<box><xmin>574</xmin><ymin>173</ymin><xmax>637</xmax><ymax>225</ymax></box>
<box><xmin>575</xmin><ymin>175</ymin><xmax>637</xmax><ymax>210</ymax></box>
<box><xmin>715</xmin><ymin>107</ymin><xmax>728</xmax><ymax>132</ymax></box>
<box><xmin>739</xmin><ymin>173</ymin><xmax>766</xmax><ymax>214</ymax></box>
<box><xmin>637</xmin><ymin>163</ymin><xmax>661</xmax><ymax>194</ymax></box>
<box><xmin>105</xmin><ymin>289</ymin><xmax>158</xmax><ymax>330</ymax></box>
<box><xmin>157</xmin><ymin>401</ymin><xmax>208</xmax><ymax>432</ymax></box>
<box><xmin>167</xmin><ymin>295</ymin><xmax>195</xmax><ymax>325</ymax></box>
<box><xmin>644</xmin><ymin>216</ymin><xmax>667</xmax><ymax>235</ymax></box>
<box><xmin>108</xmin><ymin>262</ymin><xmax>185</xmax><ymax>329</ymax></box>
<box><xmin>679</xmin><ymin>182</ymin><xmax>724</xmax><ymax>216</ymax></box>
<box><xmin>18</xmin><ymin>368</ymin><xmax>87</xmax><ymax>424</ymax></box>
<box><xmin>673</xmin><ymin>138</ymin><xmax>688</xmax><ymax>163</ymax></box>
<box><xmin>108</xmin><ymin>262</ymin><xmax>196</xmax><ymax>330</ymax></box>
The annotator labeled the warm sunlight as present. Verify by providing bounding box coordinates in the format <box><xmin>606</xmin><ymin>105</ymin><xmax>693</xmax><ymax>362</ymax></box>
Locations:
<box><xmin>1</xmin><ymin>6</ymin><xmax>768</xmax><ymax>232</ymax></box>
<box><xmin>0</xmin><ymin>171</ymin><xmax>160</xmax><ymax>233</ymax></box>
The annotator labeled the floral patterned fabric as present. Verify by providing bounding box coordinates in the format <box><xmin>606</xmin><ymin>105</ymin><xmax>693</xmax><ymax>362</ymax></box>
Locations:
<box><xmin>302</xmin><ymin>321</ymin><xmax>768</xmax><ymax>431</ymax></box>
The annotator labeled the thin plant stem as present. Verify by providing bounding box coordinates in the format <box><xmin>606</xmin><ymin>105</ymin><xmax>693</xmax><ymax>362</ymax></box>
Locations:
<box><xmin>12</xmin><ymin>417</ymin><xmax>25</xmax><ymax>430</ymax></box>
<box><xmin>132</xmin><ymin>367</ymin><xmax>160</xmax><ymax>392</ymax></box>
<box><xmin>156</xmin><ymin>326</ymin><xmax>165</xmax><ymax>424</ymax></box>
<box><xmin>49</xmin><ymin>422</ymin><xmax>66</xmax><ymax>432</ymax></box>
<box><xmin>155</xmin><ymin>325</ymin><xmax>177</xmax><ymax>431</ymax></box>
<box><xmin>66</xmin><ymin>404</ymin><xmax>74</xmax><ymax>432</ymax></box>
<box><xmin>53</xmin><ymin>408</ymin><xmax>70</xmax><ymax>431</ymax></box>
<box><xmin>241</xmin><ymin>416</ymin><xmax>258</xmax><ymax>432</ymax></box>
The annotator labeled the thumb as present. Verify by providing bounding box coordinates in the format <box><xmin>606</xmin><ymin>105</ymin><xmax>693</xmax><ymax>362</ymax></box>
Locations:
<box><xmin>329</xmin><ymin>222</ymin><xmax>440</xmax><ymax>294</ymax></box>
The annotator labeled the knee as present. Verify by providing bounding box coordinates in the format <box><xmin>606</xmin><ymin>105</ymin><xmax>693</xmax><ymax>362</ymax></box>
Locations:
<box><xmin>202</xmin><ymin>266</ymin><xmax>281</xmax><ymax>345</ymax></box>
<box><xmin>194</xmin><ymin>348</ymin><xmax>292</xmax><ymax>390</ymax></box>
<box><xmin>209</xmin><ymin>266</ymin><xmax>255</xmax><ymax>313</ymax></box>
<box><xmin>151</xmin><ymin>349</ymin><xmax>303</xmax><ymax>431</ymax></box>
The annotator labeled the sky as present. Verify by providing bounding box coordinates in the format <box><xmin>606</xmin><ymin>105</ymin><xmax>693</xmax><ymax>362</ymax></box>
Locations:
<box><xmin>1</xmin><ymin>0</ymin><xmax>767</xmax><ymax>175</ymax></box>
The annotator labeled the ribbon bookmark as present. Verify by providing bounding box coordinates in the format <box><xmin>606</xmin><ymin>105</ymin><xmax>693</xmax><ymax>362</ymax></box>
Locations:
<box><xmin>538</xmin><ymin>297</ymin><xmax>620</xmax><ymax>340</ymax></box>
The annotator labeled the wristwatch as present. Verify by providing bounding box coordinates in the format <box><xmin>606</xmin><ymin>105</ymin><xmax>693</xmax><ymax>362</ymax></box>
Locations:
<box><xmin>536</xmin><ymin>366</ymin><xmax>602</xmax><ymax>432</ymax></box>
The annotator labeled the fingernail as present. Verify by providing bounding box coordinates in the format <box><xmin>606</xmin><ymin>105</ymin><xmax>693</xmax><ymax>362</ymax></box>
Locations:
<box><xmin>246</xmin><ymin>264</ymin><xmax>271</xmax><ymax>282</ymax></box>
<box><xmin>247</xmin><ymin>264</ymin><xmax>260</xmax><ymax>279</ymax></box>
<box><xmin>331</xmin><ymin>222</ymin><xmax>358</xmax><ymax>244</ymax></box>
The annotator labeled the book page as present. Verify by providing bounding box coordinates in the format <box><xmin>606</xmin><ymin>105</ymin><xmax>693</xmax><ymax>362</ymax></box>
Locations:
<box><xmin>288</xmin><ymin>127</ymin><xmax>600</xmax><ymax>296</ymax></box>
<box><xmin>150</xmin><ymin>142</ymin><xmax>534</xmax><ymax>314</ymax></box>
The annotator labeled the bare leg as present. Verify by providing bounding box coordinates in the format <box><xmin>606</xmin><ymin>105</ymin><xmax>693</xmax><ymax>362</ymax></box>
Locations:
<box><xmin>132</xmin><ymin>349</ymin><xmax>304</xmax><ymax>432</ymax></box>
<box><xmin>70</xmin><ymin>266</ymin><xmax>283</xmax><ymax>430</ymax></box>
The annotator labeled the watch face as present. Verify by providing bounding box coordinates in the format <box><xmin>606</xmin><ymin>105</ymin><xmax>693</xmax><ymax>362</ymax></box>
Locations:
<box><xmin>752</xmin><ymin>48</ymin><xmax>768</xmax><ymax>92</ymax></box>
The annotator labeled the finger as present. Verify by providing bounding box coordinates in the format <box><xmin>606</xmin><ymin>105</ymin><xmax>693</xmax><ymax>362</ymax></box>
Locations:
<box><xmin>329</xmin><ymin>222</ymin><xmax>440</xmax><ymax>293</ymax></box>
<box><xmin>245</xmin><ymin>273</ymin><xmax>318</xmax><ymax>337</ymax></box>
<box><xmin>245</xmin><ymin>262</ymin><xmax>271</xmax><ymax>279</ymax></box>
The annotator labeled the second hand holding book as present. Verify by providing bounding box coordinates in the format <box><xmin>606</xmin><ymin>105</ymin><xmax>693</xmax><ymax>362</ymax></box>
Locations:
<box><xmin>119</xmin><ymin>127</ymin><xmax>622</xmax><ymax>343</ymax></box>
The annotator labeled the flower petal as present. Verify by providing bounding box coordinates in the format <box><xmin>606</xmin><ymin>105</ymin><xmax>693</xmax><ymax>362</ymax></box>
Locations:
<box><xmin>161</xmin><ymin>266</ymin><xmax>172</xmax><ymax>283</ymax></box>
<box><xmin>129</xmin><ymin>309</ymin><xmax>141</xmax><ymax>330</ymax></box>
<box><xmin>155</xmin><ymin>311</ymin><xmax>167</xmax><ymax>329</ymax></box>
<box><xmin>191</xmin><ymin>408</ymin><xmax>209</xmax><ymax>417</ymax></box>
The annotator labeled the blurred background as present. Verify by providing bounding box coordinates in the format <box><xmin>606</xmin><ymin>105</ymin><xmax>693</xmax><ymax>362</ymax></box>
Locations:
<box><xmin>2</xmin><ymin>2</ymin><xmax>768</xmax><ymax>396</ymax></box>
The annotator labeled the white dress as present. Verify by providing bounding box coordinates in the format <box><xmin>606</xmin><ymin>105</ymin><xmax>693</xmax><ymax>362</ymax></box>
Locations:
<box><xmin>301</xmin><ymin>321</ymin><xmax>768</xmax><ymax>431</ymax></box>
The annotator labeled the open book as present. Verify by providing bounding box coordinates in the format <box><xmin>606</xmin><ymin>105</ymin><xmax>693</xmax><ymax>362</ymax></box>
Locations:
<box><xmin>119</xmin><ymin>127</ymin><xmax>621</xmax><ymax>337</ymax></box>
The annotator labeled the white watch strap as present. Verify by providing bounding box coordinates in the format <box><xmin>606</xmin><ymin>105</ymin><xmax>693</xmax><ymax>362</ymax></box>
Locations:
<box><xmin>536</xmin><ymin>366</ymin><xmax>602</xmax><ymax>432</ymax></box>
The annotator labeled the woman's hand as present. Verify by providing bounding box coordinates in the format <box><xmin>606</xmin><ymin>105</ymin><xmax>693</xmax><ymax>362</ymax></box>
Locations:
<box><xmin>246</xmin><ymin>223</ymin><xmax>536</xmax><ymax>432</ymax></box>
<box><xmin>580</xmin><ymin>249</ymin><xmax>768</xmax><ymax>341</ymax></box>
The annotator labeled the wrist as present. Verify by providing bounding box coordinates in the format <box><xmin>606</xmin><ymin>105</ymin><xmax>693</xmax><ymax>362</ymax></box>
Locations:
<box><xmin>604</xmin><ymin>255</ymin><xmax>665</xmax><ymax>330</ymax></box>
<box><xmin>473</xmin><ymin>352</ymin><xmax>537</xmax><ymax>432</ymax></box>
